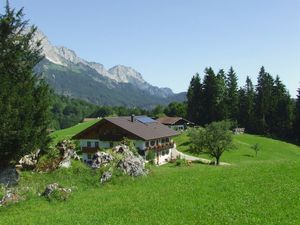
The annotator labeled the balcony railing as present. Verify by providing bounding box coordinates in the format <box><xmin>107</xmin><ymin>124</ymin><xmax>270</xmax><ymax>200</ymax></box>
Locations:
<box><xmin>145</xmin><ymin>142</ymin><xmax>174</xmax><ymax>151</ymax></box>
<box><xmin>82</xmin><ymin>147</ymin><xmax>99</xmax><ymax>153</ymax></box>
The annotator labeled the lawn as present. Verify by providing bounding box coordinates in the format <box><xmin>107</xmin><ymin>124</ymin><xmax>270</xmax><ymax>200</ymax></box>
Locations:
<box><xmin>49</xmin><ymin>119</ymin><xmax>100</xmax><ymax>144</ymax></box>
<box><xmin>1</xmin><ymin>126</ymin><xmax>300</xmax><ymax>225</ymax></box>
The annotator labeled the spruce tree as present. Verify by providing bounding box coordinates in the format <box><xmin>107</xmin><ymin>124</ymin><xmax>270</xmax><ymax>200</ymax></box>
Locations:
<box><xmin>0</xmin><ymin>3</ymin><xmax>51</xmax><ymax>167</ymax></box>
<box><xmin>238</xmin><ymin>76</ymin><xmax>255</xmax><ymax>132</ymax></box>
<box><xmin>216</xmin><ymin>69</ymin><xmax>228</xmax><ymax>120</ymax></box>
<box><xmin>202</xmin><ymin>67</ymin><xmax>219</xmax><ymax>124</ymax></box>
<box><xmin>270</xmin><ymin>76</ymin><xmax>293</xmax><ymax>138</ymax></box>
<box><xmin>226</xmin><ymin>67</ymin><xmax>239</xmax><ymax>121</ymax></box>
<box><xmin>255</xmin><ymin>67</ymin><xmax>274</xmax><ymax>134</ymax></box>
<box><xmin>187</xmin><ymin>73</ymin><xmax>202</xmax><ymax>124</ymax></box>
<box><xmin>294</xmin><ymin>86</ymin><xmax>300</xmax><ymax>142</ymax></box>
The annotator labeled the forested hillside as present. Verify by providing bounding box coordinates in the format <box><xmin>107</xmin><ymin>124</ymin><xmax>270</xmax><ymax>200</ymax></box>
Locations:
<box><xmin>186</xmin><ymin>66</ymin><xmax>300</xmax><ymax>143</ymax></box>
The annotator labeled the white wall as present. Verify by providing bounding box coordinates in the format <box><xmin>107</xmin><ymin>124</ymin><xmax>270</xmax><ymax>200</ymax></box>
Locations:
<box><xmin>79</xmin><ymin>139</ymin><xmax>111</xmax><ymax>148</ymax></box>
<box><xmin>154</xmin><ymin>147</ymin><xmax>172</xmax><ymax>165</ymax></box>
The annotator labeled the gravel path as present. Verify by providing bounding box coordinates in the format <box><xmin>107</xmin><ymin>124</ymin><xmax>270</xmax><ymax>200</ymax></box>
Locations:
<box><xmin>172</xmin><ymin>145</ymin><xmax>230</xmax><ymax>166</ymax></box>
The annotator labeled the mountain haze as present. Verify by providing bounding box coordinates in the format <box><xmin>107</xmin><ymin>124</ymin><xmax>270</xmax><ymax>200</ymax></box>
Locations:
<box><xmin>33</xmin><ymin>30</ymin><xmax>185</xmax><ymax>108</ymax></box>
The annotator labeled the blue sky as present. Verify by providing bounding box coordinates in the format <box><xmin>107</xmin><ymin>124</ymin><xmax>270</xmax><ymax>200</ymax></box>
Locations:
<box><xmin>3</xmin><ymin>0</ymin><xmax>300</xmax><ymax>96</ymax></box>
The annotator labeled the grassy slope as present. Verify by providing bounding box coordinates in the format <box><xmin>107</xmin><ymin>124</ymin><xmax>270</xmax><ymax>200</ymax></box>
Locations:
<box><xmin>49</xmin><ymin>119</ymin><xmax>100</xmax><ymax>144</ymax></box>
<box><xmin>1</xmin><ymin>127</ymin><xmax>300</xmax><ymax>224</ymax></box>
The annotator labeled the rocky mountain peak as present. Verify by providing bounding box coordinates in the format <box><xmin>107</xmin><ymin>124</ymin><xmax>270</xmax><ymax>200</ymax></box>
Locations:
<box><xmin>108</xmin><ymin>65</ymin><xmax>145</xmax><ymax>84</ymax></box>
<box><xmin>33</xmin><ymin>28</ymin><xmax>179</xmax><ymax>100</ymax></box>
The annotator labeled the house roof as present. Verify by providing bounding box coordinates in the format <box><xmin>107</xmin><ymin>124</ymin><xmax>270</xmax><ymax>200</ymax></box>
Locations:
<box><xmin>73</xmin><ymin>116</ymin><xmax>180</xmax><ymax>141</ymax></box>
<box><xmin>156</xmin><ymin>116</ymin><xmax>194</xmax><ymax>125</ymax></box>
<box><xmin>82</xmin><ymin>118</ymin><xmax>99</xmax><ymax>123</ymax></box>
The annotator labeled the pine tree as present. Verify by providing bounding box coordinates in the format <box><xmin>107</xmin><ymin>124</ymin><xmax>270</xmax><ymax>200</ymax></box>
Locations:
<box><xmin>226</xmin><ymin>67</ymin><xmax>239</xmax><ymax>121</ymax></box>
<box><xmin>202</xmin><ymin>67</ymin><xmax>219</xmax><ymax>124</ymax></box>
<box><xmin>238</xmin><ymin>76</ymin><xmax>255</xmax><ymax>132</ymax></box>
<box><xmin>187</xmin><ymin>73</ymin><xmax>202</xmax><ymax>124</ymax></box>
<box><xmin>270</xmin><ymin>76</ymin><xmax>293</xmax><ymax>138</ymax></box>
<box><xmin>0</xmin><ymin>3</ymin><xmax>51</xmax><ymax>167</ymax></box>
<box><xmin>255</xmin><ymin>67</ymin><xmax>274</xmax><ymax>134</ymax></box>
<box><xmin>216</xmin><ymin>69</ymin><xmax>228</xmax><ymax>120</ymax></box>
<box><xmin>294</xmin><ymin>86</ymin><xmax>300</xmax><ymax>142</ymax></box>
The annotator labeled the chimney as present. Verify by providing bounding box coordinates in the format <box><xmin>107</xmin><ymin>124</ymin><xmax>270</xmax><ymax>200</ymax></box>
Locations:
<box><xmin>131</xmin><ymin>114</ymin><xmax>135</xmax><ymax>122</ymax></box>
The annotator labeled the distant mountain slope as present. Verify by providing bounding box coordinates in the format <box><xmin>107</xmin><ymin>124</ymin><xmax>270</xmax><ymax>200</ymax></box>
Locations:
<box><xmin>33</xmin><ymin>30</ymin><xmax>186</xmax><ymax>107</ymax></box>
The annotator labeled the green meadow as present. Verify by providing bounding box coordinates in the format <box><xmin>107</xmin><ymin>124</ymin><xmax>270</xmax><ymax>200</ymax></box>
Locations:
<box><xmin>49</xmin><ymin>119</ymin><xmax>100</xmax><ymax>144</ymax></box>
<box><xmin>1</xmin><ymin>125</ymin><xmax>300</xmax><ymax>225</ymax></box>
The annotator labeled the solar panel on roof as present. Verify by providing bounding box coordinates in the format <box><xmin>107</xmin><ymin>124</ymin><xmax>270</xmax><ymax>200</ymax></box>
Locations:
<box><xmin>135</xmin><ymin>116</ymin><xmax>156</xmax><ymax>124</ymax></box>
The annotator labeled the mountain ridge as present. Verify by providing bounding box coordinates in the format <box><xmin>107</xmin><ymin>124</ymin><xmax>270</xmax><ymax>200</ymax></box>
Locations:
<box><xmin>33</xmin><ymin>29</ymin><xmax>186</xmax><ymax>108</ymax></box>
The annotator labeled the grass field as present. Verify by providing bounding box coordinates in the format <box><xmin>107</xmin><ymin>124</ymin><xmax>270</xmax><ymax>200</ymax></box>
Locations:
<box><xmin>1</xmin><ymin>125</ymin><xmax>300</xmax><ymax>225</ymax></box>
<box><xmin>50</xmin><ymin>119</ymin><xmax>100</xmax><ymax>144</ymax></box>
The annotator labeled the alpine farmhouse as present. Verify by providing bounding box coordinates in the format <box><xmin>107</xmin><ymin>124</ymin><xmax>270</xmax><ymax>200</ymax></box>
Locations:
<box><xmin>157</xmin><ymin>116</ymin><xmax>194</xmax><ymax>131</ymax></box>
<box><xmin>73</xmin><ymin>116</ymin><xmax>180</xmax><ymax>165</ymax></box>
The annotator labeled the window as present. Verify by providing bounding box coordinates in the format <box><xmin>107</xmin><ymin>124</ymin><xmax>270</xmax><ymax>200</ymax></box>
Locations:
<box><xmin>145</xmin><ymin>141</ymin><xmax>149</xmax><ymax>147</ymax></box>
<box><xmin>150</xmin><ymin>140</ymin><xmax>155</xmax><ymax>146</ymax></box>
<box><xmin>87</xmin><ymin>154</ymin><xmax>92</xmax><ymax>160</ymax></box>
<box><xmin>166</xmin><ymin>138</ymin><xmax>170</xmax><ymax>143</ymax></box>
<box><xmin>161</xmin><ymin>138</ymin><xmax>165</xmax><ymax>144</ymax></box>
<box><xmin>87</xmin><ymin>141</ymin><xmax>91</xmax><ymax>147</ymax></box>
<box><xmin>95</xmin><ymin>142</ymin><xmax>99</xmax><ymax>148</ymax></box>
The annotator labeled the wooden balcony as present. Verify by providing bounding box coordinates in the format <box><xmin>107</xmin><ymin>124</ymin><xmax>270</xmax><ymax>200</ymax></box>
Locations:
<box><xmin>145</xmin><ymin>142</ymin><xmax>174</xmax><ymax>151</ymax></box>
<box><xmin>82</xmin><ymin>147</ymin><xmax>99</xmax><ymax>153</ymax></box>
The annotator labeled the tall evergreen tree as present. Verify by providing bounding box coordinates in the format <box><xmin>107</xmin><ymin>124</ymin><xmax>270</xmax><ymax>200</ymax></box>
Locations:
<box><xmin>238</xmin><ymin>76</ymin><xmax>255</xmax><ymax>132</ymax></box>
<box><xmin>187</xmin><ymin>73</ymin><xmax>202</xmax><ymax>124</ymax></box>
<box><xmin>216</xmin><ymin>69</ymin><xmax>228</xmax><ymax>120</ymax></box>
<box><xmin>202</xmin><ymin>67</ymin><xmax>220</xmax><ymax>124</ymax></box>
<box><xmin>255</xmin><ymin>67</ymin><xmax>274</xmax><ymax>134</ymax></box>
<box><xmin>226</xmin><ymin>67</ymin><xmax>239</xmax><ymax>120</ymax></box>
<box><xmin>294</xmin><ymin>86</ymin><xmax>300</xmax><ymax>142</ymax></box>
<box><xmin>270</xmin><ymin>76</ymin><xmax>293</xmax><ymax>138</ymax></box>
<box><xmin>0</xmin><ymin>3</ymin><xmax>51</xmax><ymax>167</ymax></box>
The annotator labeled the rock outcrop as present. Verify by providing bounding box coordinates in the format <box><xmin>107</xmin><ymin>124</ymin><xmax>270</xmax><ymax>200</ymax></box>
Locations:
<box><xmin>91</xmin><ymin>152</ymin><xmax>114</xmax><ymax>169</ymax></box>
<box><xmin>0</xmin><ymin>189</ymin><xmax>20</xmax><ymax>206</ymax></box>
<box><xmin>42</xmin><ymin>183</ymin><xmax>72</xmax><ymax>200</ymax></box>
<box><xmin>17</xmin><ymin>149</ymin><xmax>40</xmax><ymax>170</ymax></box>
<box><xmin>113</xmin><ymin>145</ymin><xmax>148</xmax><ymax>177</ymax></box>
<box><xmin>56</xmin><ymin>140</ymin><xmax>80</xmax><ymax>168</ymax></box>
<box><xmin>100</xmin><ymin>171</ymin><xmax>112</xmax><ymax>184</ymax></box>
<box><xmin>117</xmin><ymin>154</ymin><xmax>148</xmax><ymax>177</ymax></box>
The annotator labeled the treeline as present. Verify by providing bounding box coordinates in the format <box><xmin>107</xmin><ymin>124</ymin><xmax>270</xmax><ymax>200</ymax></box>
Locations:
<box><xmin>187</xmin><ymin>66</ymin><xmax>300</xmax><ymax>142</ymax></box>
<box><xmin>50</xmin><ymin>93</ymin><xmax>188</xmax><ymax>130</ymax></box>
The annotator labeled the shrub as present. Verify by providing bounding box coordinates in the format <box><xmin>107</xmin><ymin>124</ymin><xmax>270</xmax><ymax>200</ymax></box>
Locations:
<box><xmin>0</xmin><ymin>185</ymin><xmax>5</xmax><ymax>200</ymax></box>
<box><xmin>146</xmin><ymin>150</ymin><xmax>155</xmax><ymax>165</ymax></box>
<box><xmin>175</xmin><ymin>158</ymin><xmax>188</xmax><ymax>167</ymax></box>
<box><xmin>47</xmin><ymin>188</ymin><xmax>71</xmax><ymax>202</ymax></box>
<box><xmin>251</xmin><ymin>143</ymin><xmax>261</xmax><ymax>157</ymax></box>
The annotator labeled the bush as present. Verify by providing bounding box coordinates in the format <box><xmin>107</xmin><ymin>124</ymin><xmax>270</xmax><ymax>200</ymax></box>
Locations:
<box><xmin>146</xmin><ymin>150</ymin><xmax>155</xmax><ymax>165</ymax></box>
<box><xmin>175</xmin><ymin>158</ymin><xmax>188</xmax><ymax>167</ymax></box>
<box><xmin>0</xmin><ymin>185</ymin><xmax>5</xmax><ymax>200</ymax></box>
<box><xmin>46</xmin><ymin>188</ymin><xmax>71</xmax><ymax>202</ymax></box>
<box><xmin>36</xmin><ymin>155</ymin><xmax>60</xmax><ymax>172</ymax></box>
<box><xmin>251</xmin><ymin>143</ymin><xmax>261</xmax><ymax>157</ymax></box>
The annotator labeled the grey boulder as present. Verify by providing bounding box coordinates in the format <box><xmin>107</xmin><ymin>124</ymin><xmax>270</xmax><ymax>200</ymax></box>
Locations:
<box><xmin>91</xmin><ymin>152</ymin><xmax>114</xmax><ymax>169</ymax></box>
<box><xmin>100</xmin><ymin>171</ymin><xmax>112</xmax><ymax>184</ymax></box>
<box><xmin>17</xmin><ymin>149</ymin><xmax>40</xmax><ymax>170</ymax></box>
<box><xmin>118</xmin><ymin>154</ymin><xmax>147</xmax><ymax>177</ymax></box>
<box><xmin>0</xmin><ymin>189</ymin><xmax>20</xmax><ymax>206</ymax></box>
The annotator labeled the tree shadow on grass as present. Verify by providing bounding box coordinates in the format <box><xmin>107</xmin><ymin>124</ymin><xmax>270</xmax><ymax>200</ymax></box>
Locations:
<box><xmin>243</xmin><ymin>154</ymin><xmax>254</xmax><ymax>158</ymax></box>
<box><xmin>178</xmin><ymin>141</ymin><xmax>190</xmax><ymax>147</ymax></box>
